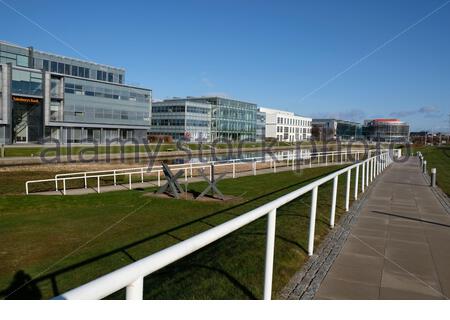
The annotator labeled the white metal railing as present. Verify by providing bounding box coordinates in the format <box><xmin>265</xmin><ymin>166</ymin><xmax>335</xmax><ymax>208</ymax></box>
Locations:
<box><xmin>25</xmin><ymin>149</ymin><xmax>383</xmax><ymax>195</ymax></box>
<box><xmin>53</xmin><ymin>148</ymin><xmax>400</xmax><ymax>300</ymax></box>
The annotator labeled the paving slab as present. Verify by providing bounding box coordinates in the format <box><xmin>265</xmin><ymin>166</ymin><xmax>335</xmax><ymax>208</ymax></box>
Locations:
<box><xmin>313</xmin><ymin>157</ymin><xmax>450</xmax><ymax>300</ymax></box>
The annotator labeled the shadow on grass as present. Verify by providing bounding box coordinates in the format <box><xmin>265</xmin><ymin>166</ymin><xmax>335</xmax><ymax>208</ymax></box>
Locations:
<box><xmin>1</xmin><ymin>172</ymin><xmax>334</xmax><ymax>299</ymax></box>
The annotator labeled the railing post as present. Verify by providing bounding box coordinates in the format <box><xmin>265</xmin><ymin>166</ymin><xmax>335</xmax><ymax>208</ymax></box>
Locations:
<box><xmin>26</xmin><ymin>182</ymin><xmax>29</xmax><ymax>195</ymax></box>
<box><xmin>84</xmin><ymin>173</ymin><xmax>87</xmax><ymax>189</ymax></box>
<box><xmin>274</xmin><ymin>160</ymin><xmax>277</xmax><ymax>173</ymax></box>
<box><xmin>141</xmin><ymin>168</ymin><xmax>144</xmax><ymax>183</ymax></box>
<box><xmin>113</xmin><ymin>170</ymin><xmax>117</xmax><ymax>186</ymax></box>
<box><xmin>253</xmin><ymin>160</ymin><xmax>256</xmax><ymax>176</ymax></box>
<box><xmin>263</xmin><ymin>208</ymin><xmax>277</xmax><ymax>300</ymax></box>
<box><xmin>185</xmin><ymin>168</ymin><xmax>188</xmax><ymax>182</ymax></box>
<box><xmin>158</xmin><ymin>171</ymin><xmax>161</xmax><ymax>187</ymax></box>
<box><xmin>308</xmin><ymin>186</ymin><xmax>318</xmax><ymax>256</ymax></box>
<box><xmin>97</xmin><ymin>176</ymin><xmax>100</xmax><ymax>193</ymax></box>
<box><xmin>330</xmin><ymin>176</ymin><xmax>338</xmax><ymax>228</ymax></box>
<box><xmin>63</xmin><ymin>179</ymin><xmax>66</xmax><ymax>195</ymax></box>
<box><xmin>354</xmin><ymin>165</ymin><xmax>359</xmax><ymax>200</ymax></box>
<box><xmin>366</xmin><ymin>160</ymin><xmax>369</xmax><ymax>187</ymax></box>
<box><xmin>233</xmin><ymin>160</ymin><xmax>236</xmax><ymax>178</ymax></box>
<box><xmin>126</xmin><ymin>277</ymin><xmax>144</xmax><ymax>300</ymax></box>
<box><xmin>345</xmin><ymin>170</ymin><xmax>351</xmax><ymax>211</ymax></box>
<box><xmin>371</xmin><ymin>158</ymin><xmax>374</xmax><ymax>182</ymax></box>
<box><xmin>361</xmin><ymin>161</ymin><xmax>365</xmax><ymax>193</ymax></box>
<box><xmin>129</xmin><ymin>173</ymin><xmax>132</xmax><ymax>190</ymax></box>
<box><xmin>190</xmin><ymin>163</ymin><xmax>193</xmax><ymax>178</ymax></box>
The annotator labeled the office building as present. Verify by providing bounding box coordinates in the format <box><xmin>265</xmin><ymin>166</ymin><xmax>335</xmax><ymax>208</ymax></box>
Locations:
<box><xmin>0</xmin><ymin>41</ymin><xmax>151</xmax><ymax>144</ymax></box>
<box><xmin>362</xmin><ymin>118</ymin><xmax>410</xmax><ymax>142</ymax></box>
<box><xmin>256</xmin><ymin>111</ymin><xmax>266</xmax><ymax>141</ymax></box>
<box><xmin>150</xmin><ymin>99</ymin><xmax>211</xmax><ymax>142</ymax></box>
<box><xmin>150</xmin><ymin>96</ymin><xmax>257</xmax><ymax>142</ymax></box>
<box><xmin>311</xmin><ymin>119</ymin><xmax>362</xmax><ymax>141</ymax></box>
<box><xmin>259</xmin><ymin>107</ymin><xmax>311</xmax><ymax>142</ymax></box>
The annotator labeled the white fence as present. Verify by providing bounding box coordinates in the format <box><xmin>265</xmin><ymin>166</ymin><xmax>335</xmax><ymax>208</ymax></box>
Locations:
<box><xmin>53</xmin><ymin>148</ymin><xmax>400</xmax><ymax>300</ymax></box>
<box><xmin>26</xmin><ymin>149</ymin><xmax>381</xmax><ymax>195</ymax></box>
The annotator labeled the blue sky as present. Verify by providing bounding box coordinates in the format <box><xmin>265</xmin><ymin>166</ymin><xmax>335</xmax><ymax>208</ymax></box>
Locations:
<box><xmin>1</xmin><ymin>0</ymin><xmax>449</xmax><ymax>131</ymax></box>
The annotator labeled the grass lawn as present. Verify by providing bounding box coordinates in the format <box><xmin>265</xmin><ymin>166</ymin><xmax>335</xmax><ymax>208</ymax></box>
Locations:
<box><xmin>413</xmin><ymin>146</ymin><xmax>450</xmax><ymax>196</ymax></box>
<box><xmin>0</xmin><ymin>164</ymin><xmax>360</xmax><ymax>299</ymax></box>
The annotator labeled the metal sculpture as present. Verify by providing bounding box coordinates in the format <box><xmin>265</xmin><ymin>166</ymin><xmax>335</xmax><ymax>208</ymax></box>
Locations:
<box><xmin>157</xmin><ymin>163</ymin><xmax>184</xmax><ymax>198</ymax></box>
<box><xmin>197</xmin><ymin>163</ymin><xmax>225</xmax><ymax>200</ymax></box>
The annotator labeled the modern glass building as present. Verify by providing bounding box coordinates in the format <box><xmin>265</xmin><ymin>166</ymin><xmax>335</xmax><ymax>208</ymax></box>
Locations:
<box><xmin>256</xmin><ymin>111</ymin><xmax>266</xmax><ymax>141</ymax></box>
<box><xmin>150</xmin><ymin>99</ymin><xmax>211</xmax><ymax>142</ymax></box>
<box><xmin>149</xmin><ymin>96</ymin><xmax>257</xmax><ymax>142</ymax></box>
<box><xmin>188</xmin><ymin>96</ymin><xmax>257</xmax><ymax>141</ymax></box>
<box><xmin>362</xmin><ymin>118</ymin><xmax>410</xmax><ymax>142</ymax></box>
<box><xmin>311</xmin><ymin>119</ymin><xmax>362</xmax><ymax>141</ymax></box>
<box><xmin>0</xmin><ymin>41</ymin><xmax>151</xmax><ymax>144</ymax></box>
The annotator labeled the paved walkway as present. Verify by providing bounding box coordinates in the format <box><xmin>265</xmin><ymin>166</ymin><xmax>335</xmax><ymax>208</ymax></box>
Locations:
<box><xmin>315</xmin><ymin>157</ymin><xmax>450</xmax><ymax>299</ymax></box>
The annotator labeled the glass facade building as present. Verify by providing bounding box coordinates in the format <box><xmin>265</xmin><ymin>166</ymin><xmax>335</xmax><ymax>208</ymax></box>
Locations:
<box><xmin>150</xmin><ymin>96</ymin><xmax>257</xmax><ymax>142</ymax></box>
<box><xmin>311</xmin><ymin>119</ymin><xmax>362</xmax><ymax>141</ymax></box>
<box><xmin>256</xmin><ymin>111</ymin><xmax>266</xmax><ymax>141</ymax></box>
<box><xmin>150</xmin><ymin>100</ymin><xmax>211</xmax><ymax>141</ymax></box>
<box><xmin>362</xmin><ymin>119</ymin><xmax>410</xmax><ymax>142</ymax></box>
<box><xmin>188</xmin><ymin>97</ymin><xmax>257</xmax><ymax>141</ymax></box>
<box><xmin>0</xmin><ymin>41</ymin><xmax>151</xmax><ymax>144</ymax></box>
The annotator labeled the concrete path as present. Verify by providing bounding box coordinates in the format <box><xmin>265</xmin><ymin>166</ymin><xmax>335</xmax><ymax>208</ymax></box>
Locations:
<box><xmin>315</xmin><ymin>157</ymin><xmax>450</xmax><ymax>299</ymax></box>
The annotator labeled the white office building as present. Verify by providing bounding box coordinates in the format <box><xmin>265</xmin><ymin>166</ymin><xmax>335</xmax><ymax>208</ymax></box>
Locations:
<box><xmin>259</xmin><ymin>107</ymin><xmax>312</xmax><ymax>142</ymax></box>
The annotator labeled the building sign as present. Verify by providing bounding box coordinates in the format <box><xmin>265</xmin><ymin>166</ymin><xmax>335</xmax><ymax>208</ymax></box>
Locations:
<box><xmin>12</xmin><ymin>96</ymin><xmax>41</xmax><ymax>105</ymax></box>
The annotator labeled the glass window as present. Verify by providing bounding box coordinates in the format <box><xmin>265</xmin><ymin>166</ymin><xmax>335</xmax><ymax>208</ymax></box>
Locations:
<box><xmin>51</xmin><ymin>61</ymin><xmax>57</xmax><ymax>72</ymax></box>
<box><xmin>84</xmin><ymin>68</ymin><xmax>89</xmax><ymax>78</ymax></box>
<box><xmin>43</xmin><ymin>60</ymin><xmax>49</xmax><ymax>71</ymax></box>
<box><xmin>58</xmin><ymin>63</ymin><xmax>64</xmax><ymax>74</ymax></box>
<box><xmin>11</xmin><ymin>69</ymin><xmax>43</xmax><ymax>96</ymax></box>
<box><xmin>17</xmin><ymin>55</ymin><xmax>28</xmax><ymax>67</ymax></box>
<box><xmin>108</xmin><ymin>73</ymin><xmax>113</xmax><ymax>82</ymax></box>
<box><xmin>79</xmin><ymin>67</ymin><xmax>84</xmax><ymax>78</ymax></box>
<box><xmin>72</xmin><ymin>65</ymin><xmax>78</xmax><ymax>77</ymax></box>
<box><xmin>97</xmin><ymin>70</ymin><xmax>102</xmax><ymax>80</ymax></box>
<box><xmin>119</xmin><ymin>74</ymin><xmax>123</xmax><ymax>84</ymax></box>
<box><xmin>64</xmin><ymin>64</ymin><xmax>71</xmax><ymax>75</ymax></box>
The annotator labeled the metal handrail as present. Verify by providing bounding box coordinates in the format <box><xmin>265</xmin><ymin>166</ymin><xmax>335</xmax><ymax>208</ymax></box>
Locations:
<box><xmin>54</xmin><ymin>148</ymin><xmax>400</xmax><ymax>300</ymax></box>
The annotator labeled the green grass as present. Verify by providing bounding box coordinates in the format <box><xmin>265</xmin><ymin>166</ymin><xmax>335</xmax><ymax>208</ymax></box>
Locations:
<box><xmin>413</xmin><ymin>146</ymin><xmax>450</xmax><ymax>196</ymax></box>
<box><xmin>0</xmin><ymin>164</ymin><xmax>361</xmax><ymax>299</ymax></box>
